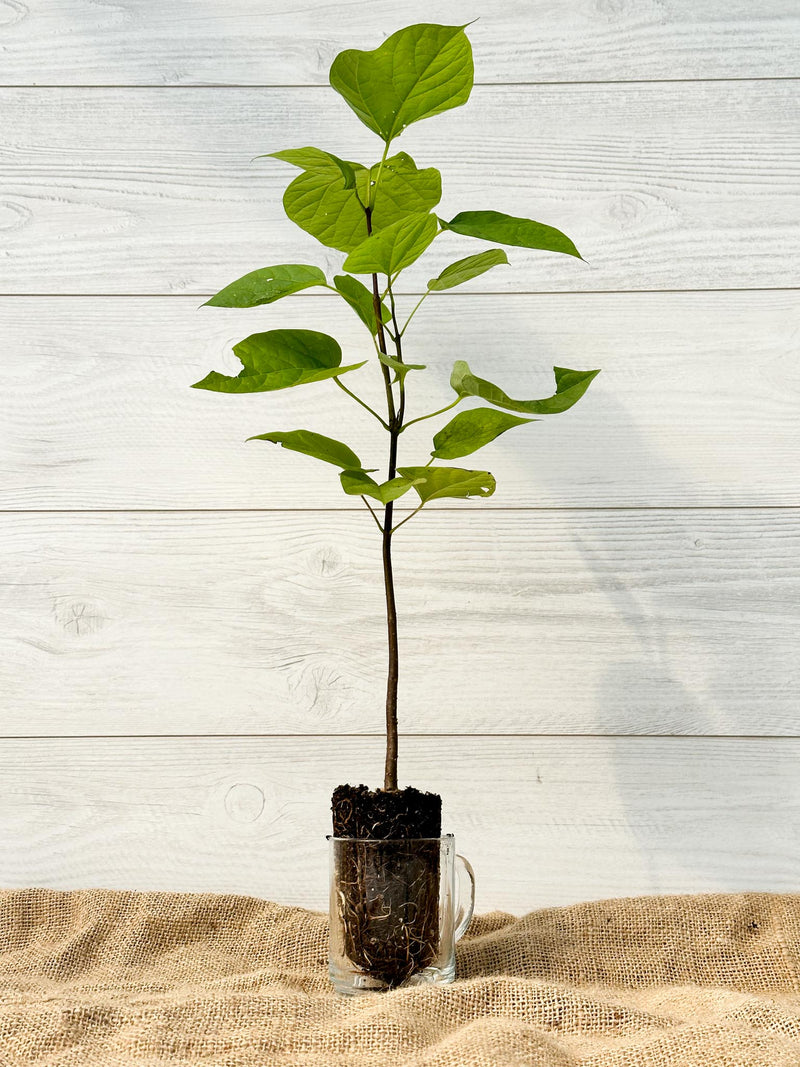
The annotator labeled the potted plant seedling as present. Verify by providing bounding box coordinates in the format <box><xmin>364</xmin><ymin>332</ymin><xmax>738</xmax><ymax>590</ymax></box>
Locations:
<box><xmin>192</xmin><ymin>22</ymin><xmax>599</xmax><ymax>993</ymax></box>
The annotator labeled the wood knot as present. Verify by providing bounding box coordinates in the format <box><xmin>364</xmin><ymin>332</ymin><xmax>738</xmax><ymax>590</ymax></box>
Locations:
<box><xmin>608</xmin><ymin>194</ymin><xmax>646</xmax><ymax>229</ymax></box>
<box><xmin>52</xmin><ymin>598</ymin><xmax>108</xmax><ymax>637</ymax></box>
<box><xmin>287</xmin><ymin>657</ymin><xmax>356</xmax><ymax>722</ymax></box>
<box><xmin>315</xmin><ymin>42</ymin><xmax>336</xmax><ymax>73</ymax></box>
<box><xmin>311</xmin><ymin>545</ymin><xmax>344</xmax><ymax>578</ymax></box>
<box><xmin>595</xmin><ymin>0</ymin><xmax>627</xmax><ymax>18</ymax></box>
<box><xmin>0</xmin><ymin>201</ymin><xmax>33</xmax><ymax>233</ymax></box>
<box><xmin>224</xmin><ymin>783</ymin><xmax>265</xmax><ymax>823</ymax></box>
<box><xmin>0</xmin><ymin>1</ymin><xmax>29</xmax><ymax>28</ymax></box>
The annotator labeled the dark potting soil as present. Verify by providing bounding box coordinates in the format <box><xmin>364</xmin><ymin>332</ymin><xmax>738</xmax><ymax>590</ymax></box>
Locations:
<box><xmin>331</xmin><ymin>784</ymin><xmax>443</xmax><ymax>989</ymax></box>
<box><xmin>331</xmin><ymin>783</ymin><xmax>441</xmax><ymax>839</ymax></box>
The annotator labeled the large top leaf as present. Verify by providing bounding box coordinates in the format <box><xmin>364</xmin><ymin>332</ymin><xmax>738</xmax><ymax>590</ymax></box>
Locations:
<box><xmin>203</xmin><ymin>264</ymin><xmax>327</xmax><ymax>308</ymax></box>
<box><xmin>275</xmin><ymin>150</ymin><xmax>440</xmax><ymax>253</ymax></box>
<box><xmin>450</xmin><ymin>361</ymin><xmax>600</xmax><ymax>414</ymax></box>
<box><xmin>191</xmin><ymin>329</ymin><xmax>366</xmax><ymax>394</ymax></box>
<box><xmin>329</xmin><ymin>23</ymin><xmax>474</xmax><ymax>143</ymax></box>
<box><xmin>396</xmin><ymin>465</ymin><xmax>496</xmax><ymax>503</ymax></box>
<box><xmin>343</xmin><ymin>211</ymin><xmax>439</xmax><ymax>276</ymax></box>
<box><xmin>440</xmin><ymin>210</ymin><xmax>582</xmax><ymax>259</ymax></box>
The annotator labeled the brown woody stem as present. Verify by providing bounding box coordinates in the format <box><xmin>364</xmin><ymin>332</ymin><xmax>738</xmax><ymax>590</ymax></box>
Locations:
<box><xmin>365</xmin><ymin>205</ymin><xmax>401</xmax><ymax>792</ymax></box>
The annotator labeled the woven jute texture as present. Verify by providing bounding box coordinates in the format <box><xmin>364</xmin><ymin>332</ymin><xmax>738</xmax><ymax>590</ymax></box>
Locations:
<box><xmin>1</xmin><ymin>888</ymin><xmax>799</xmax><ymax>1066</ymax></box>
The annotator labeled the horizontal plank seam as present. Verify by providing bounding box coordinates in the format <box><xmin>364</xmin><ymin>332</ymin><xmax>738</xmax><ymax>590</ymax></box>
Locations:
<box><xmin>1</xmin><ymin>733</ymin><xmax>796</xmax><ymax>741</ymax></box>
<box><xmin>2</xmin><ymin>77</ymin><xmax>798</xmax><ymax>89</ymax></box>
<box><xmin>3</xmin><ymin>289</ymin><xmax>798</xmax><ymax>299</ymax></box>
<box><xmin>0</xmin><ymin>506</ymin><xmax>797</xmax><ymax>514</ymax></box>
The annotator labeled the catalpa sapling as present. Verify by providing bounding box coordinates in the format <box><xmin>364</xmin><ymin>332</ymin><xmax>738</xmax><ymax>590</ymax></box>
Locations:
<box><xmin>193</xmin><ymin>22</ymin><xmax>599</xmax><ymax>824</ymax></box>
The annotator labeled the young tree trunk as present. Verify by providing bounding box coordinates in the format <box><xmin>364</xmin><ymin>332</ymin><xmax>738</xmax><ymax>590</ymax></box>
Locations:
<box><xmin>361</xmin><ymin>209</ymin><xmax>400</xmax><ymax>793</ymax></box>
<box><xmin>382</xmin><ymin>458</ymin><xmax>399</xmax><ymax>791</ymax></box>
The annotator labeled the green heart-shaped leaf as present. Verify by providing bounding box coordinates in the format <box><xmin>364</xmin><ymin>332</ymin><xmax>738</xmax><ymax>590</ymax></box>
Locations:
<box><xmin>283</xmin><ymin>166</ymin><xmax>369</xmax><ymax>253</ymax></box>
<box><xmin>276</xmin><ymin>151</ymin><xmax>441</xmax><ymax>253</ymax></box>
<box><xmin>440</xmin><ymin>210</ymin><xmax>582</xmax><ymax>259</ymax></box>
<box><xmin>248</xmin><ymin>429</ymin><xmax>362</xmax><ymax>469</ymax></box>
<box><xmin>427</xmin><ymin>249</ymin><xmax>508</xmax><ymax>292</ymax></box>
<box><xmin>191</xmin><ymin>329</ymin><xmax>366</xmax><ymax>394</ymax></box>
<box><xmin>333</xmin><ymin>274</ymin><xmax>391</xmax><ymax>334</ymax></box>
<box><xmin>203</xmin><ymin>264</ymin><xmax>327</xmax><ymax>308</ymax></box>
<box><xmin>339</xmin><ymin>469</ymin><xmax>423</xmax><ymax>504</ymax></box>
<box><xmin>329</xmin><ymin>23</ymin><xmax>474</xmax><ymax>143</ymax></box>
<box><xmin>431</xmin><ymin>407</ymin><xmax>533</xmax><ymax>459</ymax></box>
<box><xmin>450</xmin><ymin>361</ymin><xmax>600</xmax><ymax>414</ymax></box>
<box><xmin>396</xmin><ymin>465</ymin><xmax>496</xmax><ymax>503</ymax></box>
<box><xmin>343</xmin><ymin>212</ymin><xmax>439</xmax><ymax>276</ymax></box>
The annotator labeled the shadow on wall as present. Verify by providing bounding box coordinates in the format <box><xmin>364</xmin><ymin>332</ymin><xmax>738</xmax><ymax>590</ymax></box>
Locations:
<box><xmin>526</xmin><ymin>369</ymin><xmax>796</xmax><ymax>896</ymax></box>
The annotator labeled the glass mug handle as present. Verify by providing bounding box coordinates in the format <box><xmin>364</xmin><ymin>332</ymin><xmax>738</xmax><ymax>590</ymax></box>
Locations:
<box><xmin>453</xmin><ymin>854</ymin><xmax>476</xmax><ymax>941</ymax></box>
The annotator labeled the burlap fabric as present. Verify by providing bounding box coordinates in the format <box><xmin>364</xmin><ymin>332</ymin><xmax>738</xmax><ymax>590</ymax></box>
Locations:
<box><xmin>1</xmin><ymin>888</ymin><xmax>798</xmax><ymax>1065</ymax></box>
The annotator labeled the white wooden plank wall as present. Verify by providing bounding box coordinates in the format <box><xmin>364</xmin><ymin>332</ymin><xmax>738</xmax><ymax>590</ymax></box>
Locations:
<box><xmin>1</xmin><ymin>2</ymin><xmax>798</xmax><ymax>915</ymax></box>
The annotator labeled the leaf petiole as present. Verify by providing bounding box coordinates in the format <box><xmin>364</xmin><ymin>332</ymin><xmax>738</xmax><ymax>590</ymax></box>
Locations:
<box><xmin>361</xmin><ymin>495</ymin><xmax>385</xmax><ymax>532</ymax></box>
<box><xmin>333</xmin><ymin>376</ymin><xmax>390</xmax><ymax>429</ymax></box>
<box><xmin>401</xmin><ymin>396</ymin><xmax>462</xmax><ymax>431</ymax></box>
<box><xmin>369</xmin><ymin>142</ymin><xmax>391</xmax><ymax>211</ymax></box>
<box><xmin>400</xmin><ymin>291</ymin><xmax>430</xmax><ymax>337</ymax></box>
<box><xmin>391</xmin><ymin>499</ymin><xmax>426</xmax><ymax>534</ymax></box>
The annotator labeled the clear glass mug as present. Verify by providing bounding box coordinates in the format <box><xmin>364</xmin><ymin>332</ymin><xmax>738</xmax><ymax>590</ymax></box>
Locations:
<box><xmin>327</xmin><ymin>833</ymin><xmax>475</xmax><ymax>994</ymax></box>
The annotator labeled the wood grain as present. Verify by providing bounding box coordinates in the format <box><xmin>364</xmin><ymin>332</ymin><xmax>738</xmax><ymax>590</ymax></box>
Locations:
<box><xmin>1</xmin><ymin>83</ymin><xmax>797</xmax><ymax>294</ymax></box>
<box><xmin>2</xmin><ymin>0</ymin><xmax>799</xmax><ymax>85</ymax></box>
<box><xmin>1</xmin><ymin>735</ymin><xmax>796</xmax><ymax>912</ymax></box>
<box><xmin>4</xmin><ymin>3</ymin><xmax>797</xmax><ymax>907</ymax></box>
<box><xmin>2</xmin><ymin>292</ymin><xmax>798</xmax><ymax>509</ymax></box>
<box><xmin>2</xmin><ymin>510</ymin><xmax>797</xmax><ymax>737</ymax></box>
